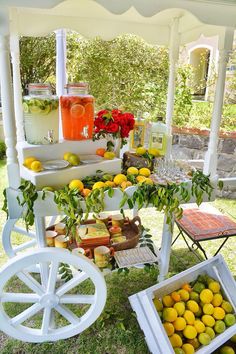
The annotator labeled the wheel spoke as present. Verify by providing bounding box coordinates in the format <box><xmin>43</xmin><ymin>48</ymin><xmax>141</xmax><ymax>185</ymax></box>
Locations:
<box><xmin>41</xmin><ymin>307</ymin><xmax>52</xmax><ymax>335</ymax></box>
<box><xmin>17</xmin><ymin>271</ymin><xmax>44</xmax><ymax>296</ymax></box>
<box><xmin>1</xmin><ymin>292</ymin><xmax>40</xmax><ymax>303</ymax></box>
<box><xmin>60</xmin><ymin>294</ymin><xmax>95</xmax><ymax>305</ymax></box>
<box><xmin>56</xmin><ymin>271</ymin><xmax>89</xmax><ymax>297</ymax></box>
<box><xmin>39</xmin><ymin>262</ymin><xmax>49</xmax><ymax>290</ymax></box>
<box><xmin>13</xmin><ymin>239</ymin><xmax>37</xmax><ymax>253</ymax></box>
<box><xmin>46</xmin><ymin>261</ymin><xmax>59</xmax><ymax>293</ymax></box>
<box><xmin>10</xmin><ymin>303</ymin><xmax>42</xmax><ymax>326</ymax></box>
<box><xmin>55</xmin><ymin>305</ymin><xmax>80</xmax><ymax>325</ymax></box>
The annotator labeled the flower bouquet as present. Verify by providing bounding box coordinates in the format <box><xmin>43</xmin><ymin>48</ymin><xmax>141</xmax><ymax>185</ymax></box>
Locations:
<box><xmin>93</xmin><ymin>109</ymin><xmax>135</xmax><ymax>155</ymax></box>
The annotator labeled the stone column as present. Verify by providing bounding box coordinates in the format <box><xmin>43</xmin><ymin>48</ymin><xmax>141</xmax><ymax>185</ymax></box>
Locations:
<box><xmin>165</xmin><ymin>18</ymin><xmax>180</xmax><ymax>159</ymax></box>
<box><xmin>0</xmin><ymin>35</ymin><xmax>20</xmax><ymax>188</ymax></box>
<box><xmin>203</xmin><ymin>28</ymin><xmax>234</xmax><ymax>177</ymax></box>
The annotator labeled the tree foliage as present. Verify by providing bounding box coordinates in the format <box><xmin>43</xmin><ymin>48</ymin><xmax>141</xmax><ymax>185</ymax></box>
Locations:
<box><xmin>20</xmin><ymin>34</ymin><xmax>56</xmax><ymax>94</ymax></box>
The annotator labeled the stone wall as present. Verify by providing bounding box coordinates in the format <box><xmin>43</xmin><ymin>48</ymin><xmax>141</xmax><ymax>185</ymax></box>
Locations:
<box><xmin>171</xmin><ymin>127</ymin><xmax>236</xmax><ymax>199</ymax></box>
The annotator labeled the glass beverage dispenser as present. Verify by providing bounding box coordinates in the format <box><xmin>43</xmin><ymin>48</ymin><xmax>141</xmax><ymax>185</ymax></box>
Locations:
<box><xmin>60</xmin><ymin>82</ymin><xmax>94</xmax><ymax>140</ymax></box>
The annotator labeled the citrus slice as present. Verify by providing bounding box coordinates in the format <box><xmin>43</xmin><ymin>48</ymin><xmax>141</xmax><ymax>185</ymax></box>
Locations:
<box><xmin>22</xmin><ymin>102</ymin><xmax>29</xmax><ymax>113</ymax></box>
<box><xmin>40</xmin><ymin>105</ymin><xmax>51</xmax><ymax>115</ymax></box>
<box><xmin>84</xmin><ymin>102</ymin><xmax>94</xmax><ymax>116</ymax></box>
<box><xmin>70</xmin><ymin>104</ymin><xmax>85</xmax><ymax>118</ymax></box>
<box><xmin>30</xmin><ymin>105</ymin><xmax>41</xmax><ymax>114</ymax></box>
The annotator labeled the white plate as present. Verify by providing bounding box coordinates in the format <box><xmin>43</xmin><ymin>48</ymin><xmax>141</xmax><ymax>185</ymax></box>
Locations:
<box><xmin>80</xmin><ymin>155</ymin><xmax>103</xmax><ymax>164</ymax></box>
<box><xmin>42</xmin><ymin>159</ymin><xmax>69</xmax><ymax>170</ymax></box>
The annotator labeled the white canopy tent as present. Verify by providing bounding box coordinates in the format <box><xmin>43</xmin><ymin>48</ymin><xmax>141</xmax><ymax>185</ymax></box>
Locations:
<box><xmin>0</xmin><ymin>0</ymin><xmax>235</xmax><ymax>281</ymax></box>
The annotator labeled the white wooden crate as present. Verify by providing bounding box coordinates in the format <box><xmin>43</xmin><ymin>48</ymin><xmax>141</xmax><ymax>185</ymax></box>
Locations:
<box><xmin>129</xmin><ymin>255</ymin><xmax>236</xmax><ymax>354</ymax></box>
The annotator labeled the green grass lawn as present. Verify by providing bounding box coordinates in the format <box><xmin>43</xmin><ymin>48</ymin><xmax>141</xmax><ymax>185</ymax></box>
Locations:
<box><xmin>0</xmin><ymin>161</ymin><xmax>235</xmax><ymax>353</ymax></box>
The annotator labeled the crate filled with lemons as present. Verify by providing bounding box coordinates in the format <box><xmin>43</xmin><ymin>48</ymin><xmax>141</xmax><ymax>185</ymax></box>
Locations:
<box><xmin>153</xmin><ymin>274</ymin><xmax>236</xmax><ymax>354</ymax></box>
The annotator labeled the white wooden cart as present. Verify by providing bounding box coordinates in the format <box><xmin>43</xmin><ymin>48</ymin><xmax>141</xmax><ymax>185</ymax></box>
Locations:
<box><xmin>0</xmin><ymin>0</ymin><xmax>235</xmax><ymax>344</ymax></box>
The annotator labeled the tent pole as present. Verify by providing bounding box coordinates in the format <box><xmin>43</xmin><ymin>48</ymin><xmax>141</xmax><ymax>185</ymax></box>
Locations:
<box><xmin>165</xmin><ymin>17</ymin><xmax>180</xmax><ymax>160</ymax></box>
<box><xmin>10</xmin><ymin>34</ymin><xmax>25</xmax><ymax>143</ymax></box>
<box><xmin>0</xmin><ymin>35</ymin><xmax>20</xmax><ymax>188</ymax></box>
<box><xmin>203</xmin><ymin>28</ymin><xmax>234</xmax><ymax>177</ymax></box>
<box><xmin>56</xmin><ymin>29</ymin><xmax>67</xmax><ymax>140</ymax></box>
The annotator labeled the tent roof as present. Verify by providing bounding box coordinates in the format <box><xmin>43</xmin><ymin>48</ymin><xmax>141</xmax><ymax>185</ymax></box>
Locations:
<box><xmin>2</xmin><ymin>0</ymin><xmax>236</xmax><ymax>44</ymax></box>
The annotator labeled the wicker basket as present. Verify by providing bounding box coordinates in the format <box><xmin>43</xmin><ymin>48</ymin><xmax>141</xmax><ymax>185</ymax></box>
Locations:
<box><xmin>111</xmin><ymin>216</ymin><xmax>141</xmax><ymax>251</ymax></box>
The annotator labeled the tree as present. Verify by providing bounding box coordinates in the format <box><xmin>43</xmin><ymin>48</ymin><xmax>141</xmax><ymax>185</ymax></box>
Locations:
<box><xmin>20</xmin><ymin>34</ymin><xmax>56</xmax><ymax>94</ymax></box>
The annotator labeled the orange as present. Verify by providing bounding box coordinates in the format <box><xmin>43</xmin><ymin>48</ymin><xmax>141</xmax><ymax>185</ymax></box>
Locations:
<box><xmin>182</xmin><ymin>283</ymin><xmax>192</xmax><ymax>293</ymax></box>
<box><xmin>171</xmin><ymin>292</ymin><xmax>181</xmax><ymax>302</ymax></box>
<box><xmin>104</xmin><ymin>181</ymin><xmax>115</xmax><ymax>187</ymax></box>
<box><xmin>120</xmin><ymin>181</ymin><xmax>132</xmax><ymax>190</ymax></box>
<box><xmin>81</xmin><ymin>188</ymin><xmax>91</xmax><ymax>197</ymax></box>
<box><xmin>69</xmin><ymin>179</ymin><xmax>84</xmax><ymax>191</ymax></box>
<box><xmin>136</xmin><ymin>175</ymin><xmax>147</xmax><ymax>183</ymax></box>
<box><xmin>70</xmin><ymin>103</ymin><xmax>85</xmax><ymax>118</ymax></box>
<box><xmin>182</xmin><ymin>343</ymin><xmax>195</xmax><ymax>354</ymax></box>
<box><xmin>163</xmin><ymin>322</ymin><xmax>175</xmax><ymax>336</ymax></box>
<box><xmin>96</xmin><ymin>148</ymin><xmax>106</xmax><ymax>157</ymax></box>
<box><xmin>84</xmin><ymin>102</ymin><xmax>94</xmax><ymax>116</ymax></box>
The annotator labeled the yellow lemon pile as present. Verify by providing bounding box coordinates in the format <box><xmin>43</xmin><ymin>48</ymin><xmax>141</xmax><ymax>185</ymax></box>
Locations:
<box><xmin>23</xmin><ymin>156</ymin><xmax>43</xmax><ymax>172</ymax></box>
<box><xmin>153</xmin><ymin>275</ymin><xmax>236</xmax><ymax>353</ymax></box>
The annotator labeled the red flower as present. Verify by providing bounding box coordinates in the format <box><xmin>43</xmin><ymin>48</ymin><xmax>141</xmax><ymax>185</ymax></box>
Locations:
<box><xmin>97</xmin><ymin>109</ymin><xmax>109</xmax><ymax>118</ymax></box>
<box><xmin>106</xmin><ymin>122</ymin><xmax>119</xmax><ymax>133</ymax></box>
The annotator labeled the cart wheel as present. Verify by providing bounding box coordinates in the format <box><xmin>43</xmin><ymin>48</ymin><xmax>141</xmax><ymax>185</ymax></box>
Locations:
<box><xmin>0</xmin><ymin>248</ymin><xmax>107</xmax><ymax>343</ymax></box>
<box><xmin>2</xmin><ymin>219</ymin><xmax>37</xmax><ymax>258</ymax></box>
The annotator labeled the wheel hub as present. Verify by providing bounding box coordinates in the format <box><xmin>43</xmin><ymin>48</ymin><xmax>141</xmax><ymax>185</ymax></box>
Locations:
<box><xmin>40</xmin><ymin>293</ymin><xmax>59</xmax><ymax>308</ymax></box>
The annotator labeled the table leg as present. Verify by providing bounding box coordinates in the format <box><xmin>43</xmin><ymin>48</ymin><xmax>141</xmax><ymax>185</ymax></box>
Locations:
<box><xmin>158</xmin><ymin>214</ymin><xmax>174</xmax><ymax>282</ymax></box>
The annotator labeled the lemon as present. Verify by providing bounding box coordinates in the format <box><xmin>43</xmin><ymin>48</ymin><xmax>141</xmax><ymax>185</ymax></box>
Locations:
<box><xmin>162</xmin><ymin>295</ymin><xmax>174</xmax><ymax>307</ymax></box>
<box><xmin>213</xmin><ymin>307</ymin><xmax>225</xmax><ymax>320</ymax></box>
<box><xmin>174</xmin><ymin>302</ymin><xmax>185</xmax><ymax>316</ymax></box>
<box><xmin>120</xmin><ymin>181</ymin><xmax>132</xmax><ymax>190</ymax></box>
<box><xmin>187</xmin><ymin>301</ymin><xmax>199</xmax><ymax>314</ymax></box>
<box><xmin>187</xmin><ymin>338</ymin><xmax>200</xmax><ymax>349</ymax></box>
<box><xmin>163</xmin><ymin>308</ymin><xmax>178</xmax><ymax>322</ymax></box>
<box><xmin>63</xmin><ymin>152</ymin><xmax>72</xmax><ymax>161</ymax></box>
<box><xmin>173</xmin><ymin>317</ymin><xmax>186</xmax><ymax>331</ymax></box>
<box><xmin>182</xmin><ymin>343</ymin><xmax>195</xmax><ymax>354</ymax></box>
<box><xmin>136</xmin><ymin>146</ymin><xmax>146</xmax><ymax>156</ymax></box>
<box><xmin>144</xmin><ymin>177</ymin><xmax>154</xmax><ymax>185</ymax></box>
<box><xmin>42</xmin><ymin>186</ymin><xmax>54</xmax><ymax>192</ymax></box>
<box><xmin>198</xmin><ymin>332</ymin><xmax>211</xmax><ymax>346</ymax></box>
<box><xmin>174</xmin><ymin>349</ymin><xmax>185</xmax><ymax>354</ymax></box>
<box><xmin>183</xmin><ymin>325</ymin><xmax>197</xmax><ymax>339</ymax></box>
<box><xmin>68</xmin><ymin>154</ymin><xmax>80</xmax><ymax>166</ymax></box>
<box><xmin>205</xmin><ymin>326</ymin><xmax>215</xmax><ymax>339</ymax></box>
<box><xmin>194</xmin><ymin>319</ymin><xmax>205</xmax><ymax>333</ymax></box>
<box><xmin>220</xmin><ymin>346</ymin><xmax>235</xmax><ymax>354</ymax></box>
<box><xmin>113</xmin><ymin>174</ymin><xmax>127</xmax><ymax>185</ymax></box>
<box><xmin>92</xmin><ymin>181</ymin><xmax>105</xmax><ymax>190</ymax></box>
<box><xmin>184</xmin><ymin>310</ymin><xmax>195</xmax><ymax>325</ymax></box>
<box><xmin>178</xmin><ymin>289</ymin><xmax>190</xmax><ymax>302</ymax></box>
<box><xmin>136</xmin><ymin>175</ymin><xmax>147</xmax><ymax>183</ymax></box>
<box><xmin>104</xmin><ymin>151</ymin><xmax>115</xmax><ymax>160</ymax></box>
<box><xmin>200</xmin><ymin>289</ymin><xmax>213</xmax><ymax>304</ymax></box>
<box><xmin>203</xmin><ymin>303</ymin><xmax>214</xmax><ymax>315</ymax></box>
<box><xmin>30</xmin><ymin>160</ymin><xmax>43</xmax><ymax>172</ymax></box>
<box><xmin>221</xmin><ymin>301</ymin><xmax>233</xmax><ymax>314</ymax></box>
<box><xmin>138</xmin><ymin>167</ymin><xmax>151</xmax><ymax>177</ymax></box>
<box><xmin>169</xmin><ymin>333</ymin><xmax>183</xmax><ymax>348</ymax></box>
<box><xmin>212</xmin><ymin>293</ymin><xmax>223</xmax><ymax>307</ymax></box>
<box><xmin>208</xmin><ymin>281</ymin><xmax>221</xmax><ymax>293</ymax></box>
<box><xmin>24</xmin><ymin>156</ymin><xmax>37</xmax><ymax>169</ymax></box>
<box><xmin>69</xmin><ymin>179</ymin><xmax>84</xmax><ymax>191</ymax></box>
<box><xmin>153</xmin><ymin>298</ymin><xmax>163</xmax><ymax>311</ymax></box>
<box><xmin>202</xmin><ymin>315</ymin><xmax>215</xmax><ymax>327</ymax></box>
<box><xmin>148</xmin><ymin>148</ymin><xmax>160</xmax><ymax>157</ymax></box>
<box><xmin>163</xmin><ymin>322</ymin><xmax>175</xmax><ymax>336</ymax></box>
<box><xmin>127</xmin><ymin>167</ymin><xmax>139</xmax><ymax>175</ymax></box>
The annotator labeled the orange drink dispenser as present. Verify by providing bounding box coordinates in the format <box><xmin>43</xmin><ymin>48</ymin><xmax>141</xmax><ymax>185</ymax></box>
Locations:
<box><xmin>60</xmin><ymin>82</ymin><xmax>94</xmax><ymax>140</ymax></box>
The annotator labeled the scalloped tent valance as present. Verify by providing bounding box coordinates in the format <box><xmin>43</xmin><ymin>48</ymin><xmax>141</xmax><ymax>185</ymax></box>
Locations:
<box><xmin>5</xmin><ymin>0</ymin><xmax>235</xmax><ymax>45</ymax></box>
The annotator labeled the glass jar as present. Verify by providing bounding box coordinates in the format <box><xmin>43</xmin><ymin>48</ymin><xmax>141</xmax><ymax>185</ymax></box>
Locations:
<box><xmin>22</xmin><ymin>83</ymin><xmax>59</xmax><ymax>145</ymax></box>
<box><xmin>60</xmin><ymin>82</ymin><xmax>94</xmax><ymax>140</ymax></box>
<box><xmin>149</xmin><ymin>116</ymin><xmax>167</xmax><ymax>156</ymax></box>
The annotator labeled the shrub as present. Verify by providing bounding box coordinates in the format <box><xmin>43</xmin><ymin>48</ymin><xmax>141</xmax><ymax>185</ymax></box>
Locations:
<box><xmin>0</xmin><ymin>141</ymin><xmax>6</xmax><ymax>160</ymax></box>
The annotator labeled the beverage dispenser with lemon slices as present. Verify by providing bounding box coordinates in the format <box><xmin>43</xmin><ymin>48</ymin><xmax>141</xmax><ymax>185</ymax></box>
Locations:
<box><xmin>22</xmin><ymin>83</ymin><xmax>59</xmax><ymax>145</ymax></box>
<box><xmin>60</xmin><ymin>82</ymin><xmax>94</xmax><ymax>140</ymax></box>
